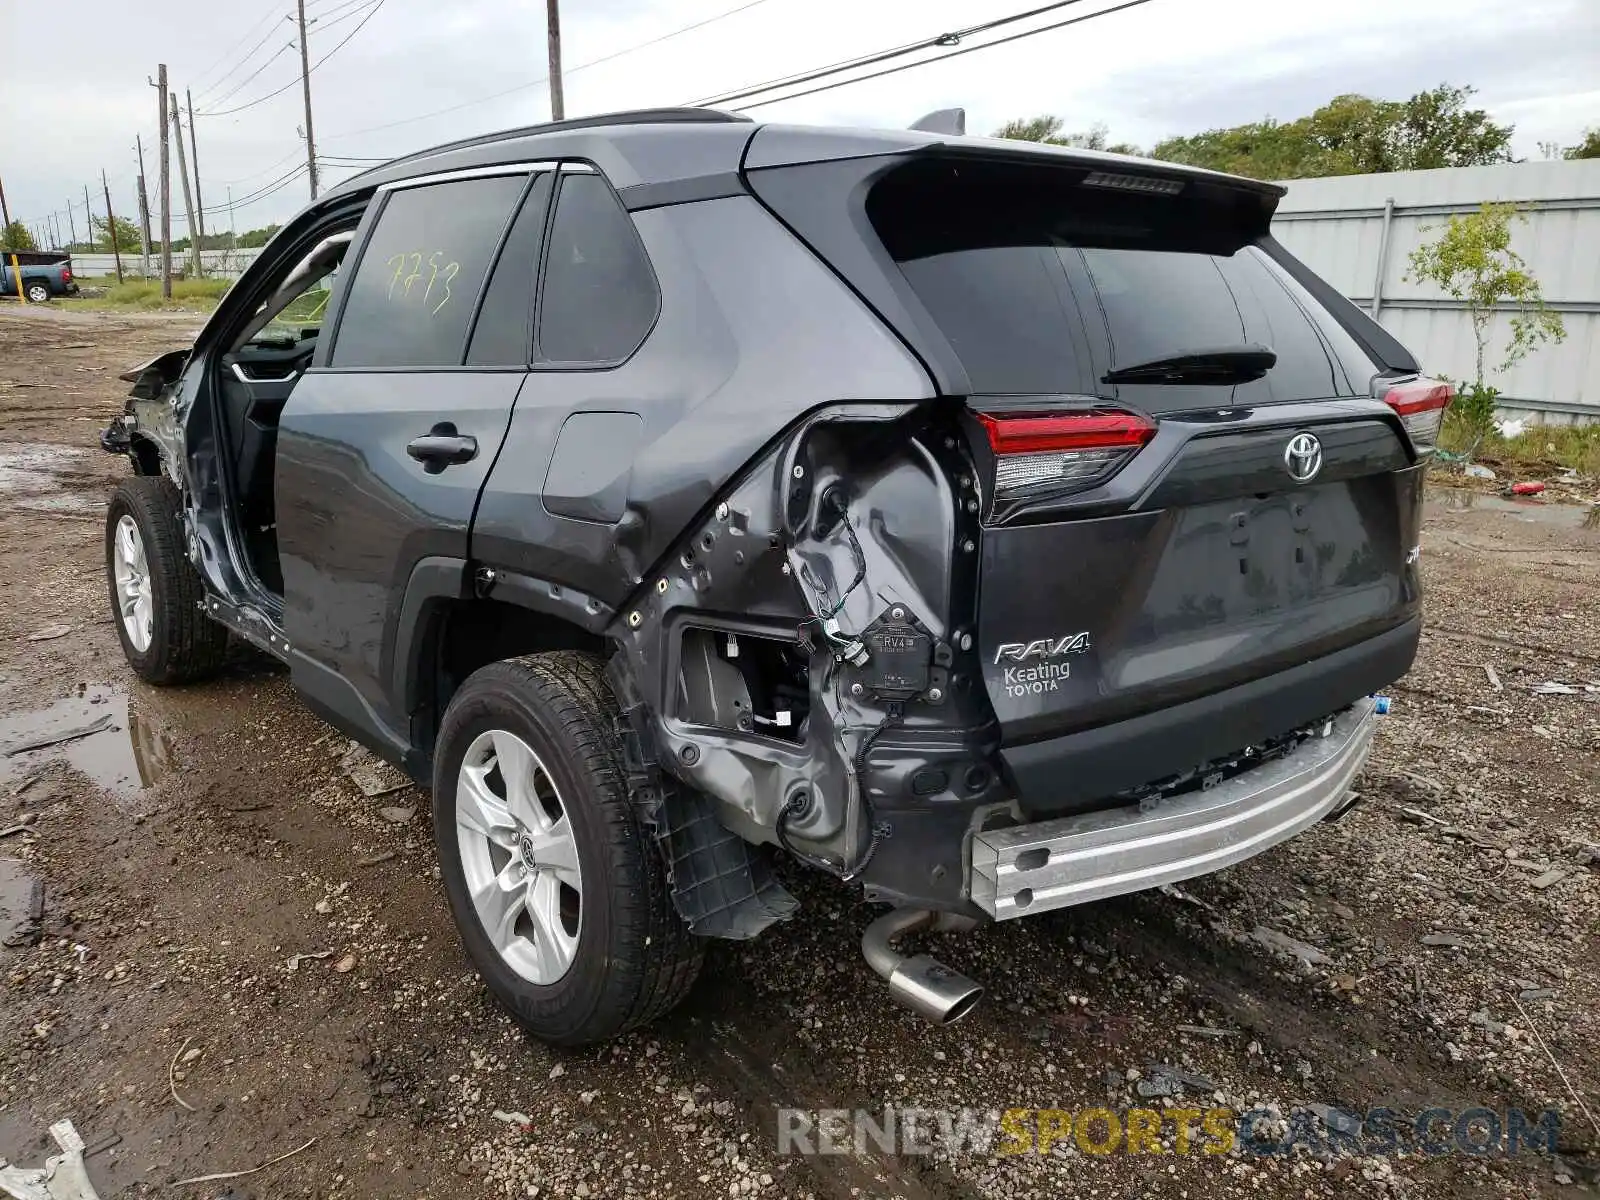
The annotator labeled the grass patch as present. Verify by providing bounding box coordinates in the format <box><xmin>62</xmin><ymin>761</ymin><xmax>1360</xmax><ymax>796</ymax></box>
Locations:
<box><xmin>75</xmin><ymin>276</ymin><xmax>233</xmax><ymax>312</ymax></box>
<box><xmin>1439</xmin><ymin>410</ymin><xmax>1600</xmax><ymax>478</ymax></box>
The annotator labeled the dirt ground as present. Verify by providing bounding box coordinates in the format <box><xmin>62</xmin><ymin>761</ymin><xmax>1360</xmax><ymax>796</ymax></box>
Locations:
<box><xmin>0</xmin><ymin>303</ymin><xmax>1595</xmax><ymax>1200</ymax></box>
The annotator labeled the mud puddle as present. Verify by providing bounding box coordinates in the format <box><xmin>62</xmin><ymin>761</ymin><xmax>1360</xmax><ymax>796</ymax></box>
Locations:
<box><xmin>0</xmin><ymin>444</ymin><xmax>100</xmax><ymax>513</ymax></box>
<box><xmin>0</xmin><ymin>685</ymin><xmax>175</xmax><ymax>800</ymax></box>
<box><xmin>1429</xmin><ymin>487</ymin><xmax>1600</xmax><ymax>528</ymax></box>
<box><xmin>0</xmin><ymin>858</ymin><xmax>42</xmax><ymax>944</ymax></box>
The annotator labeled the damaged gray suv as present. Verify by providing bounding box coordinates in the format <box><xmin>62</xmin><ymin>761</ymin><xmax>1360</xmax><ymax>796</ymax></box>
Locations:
<box><xmin>100</xmin><ymin>108</ymin><xmax>1447</xmax><ymax>1044</ymax></box>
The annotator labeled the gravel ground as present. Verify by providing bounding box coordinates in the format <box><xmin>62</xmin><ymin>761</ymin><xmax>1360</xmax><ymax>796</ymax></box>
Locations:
<box><xmin>0</xmin><ymin>304</ymin><xmax>1595</xmax><ymax>1199</ymax></box>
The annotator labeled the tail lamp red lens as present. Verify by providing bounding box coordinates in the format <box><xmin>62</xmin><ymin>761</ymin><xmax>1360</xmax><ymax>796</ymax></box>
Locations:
<box><xmin>977</xmin><ymin>409</ymin><xmax>1156</xmax><ymax>498</ymax></box>
<box><xmin>1382</xmin><ymin>378</ymin><xmax>1452</xmax><ymax>449</ymax></box>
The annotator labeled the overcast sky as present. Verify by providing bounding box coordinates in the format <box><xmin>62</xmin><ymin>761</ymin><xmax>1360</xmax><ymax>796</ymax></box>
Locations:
<box><xmin>4</xmin><ymin>0</ymin><xmax>1597</xmax><ymax>243</ymax></box>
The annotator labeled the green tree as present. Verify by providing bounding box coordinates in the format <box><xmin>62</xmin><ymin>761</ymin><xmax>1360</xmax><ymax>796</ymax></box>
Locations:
<box><xmin>1153</xmin><ymin>85</ymin><xmax>1513</xmax><ymax>180</ymax></box>
<box><xmin>1384</xmin><ymin>84</ymin><xmax>1514</xmax><ymax>170</ymax></box>
<box><xmin>1565</xmin><ymin>128</ymin><xmax>1600</xmax><ymax>159</ymax></box>
<box><xmin>1</xmin><ymin>221</ymin><xmax>38</xmax><ymax>251</ymax></box>
<box><xmin>235</xmin><ymin>224</ymin><xmax>281</xmax><ymax>249</ymax></box>
<box><xmin>993</xmin><ymin>116</ymin><xmax>1140</xmax><ymax>155</ymax></box>
<box><xmin>91</xmin><ymin>214</ymin><xmax>143</xmax><ymax>253</ymax></box>
<box><xmin>1405</xmin><ymin>203</ymin><xmax>1566</xmax><ymax>432</ymax></box>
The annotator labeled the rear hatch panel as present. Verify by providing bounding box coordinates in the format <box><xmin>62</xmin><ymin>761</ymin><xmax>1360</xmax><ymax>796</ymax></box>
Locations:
<box><xmin>744</xmin><ymin>133</ymin><xmax>1429</xmax><ymax>809</ymax></box>
<box><xmin>976</xmin><ymin>412</ymin><xmax>1423</xmax><ymax>745</ymax></box>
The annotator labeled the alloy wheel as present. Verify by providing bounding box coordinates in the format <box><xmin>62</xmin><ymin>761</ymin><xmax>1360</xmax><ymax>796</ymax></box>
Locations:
<box><xmin>455</xmin><ymin>728</ymin><xmax>583</xmax><ymax>984</ymax></box>
<box><xmin>112</xmin><ymin>514</ymin><xmax>154</xmax><ymax>653</ymax></box>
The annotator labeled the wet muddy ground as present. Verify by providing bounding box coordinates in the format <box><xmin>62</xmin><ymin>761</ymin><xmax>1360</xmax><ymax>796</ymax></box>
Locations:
<box><xmin>0</xmin><ymin>305</ymin><xmax>1596</xmax><ymax>1199</ymax></box>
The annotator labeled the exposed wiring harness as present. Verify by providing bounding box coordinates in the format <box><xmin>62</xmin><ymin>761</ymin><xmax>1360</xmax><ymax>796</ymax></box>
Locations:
<box><xmin>794</xmin><ymin>488</ymin><xmax>867</xmax><ymax>647</ymax></box>
<box><xmin>775</xmin><ymin>487</ymin><xmax>892</xmax><ymax>879</ymax></box>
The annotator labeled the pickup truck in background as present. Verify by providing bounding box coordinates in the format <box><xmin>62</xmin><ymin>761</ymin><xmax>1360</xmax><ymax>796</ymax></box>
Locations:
<box><xmin>2</xmin><ymin>253</ymin><xmax>78</xmax><ymax>302</ymax></box>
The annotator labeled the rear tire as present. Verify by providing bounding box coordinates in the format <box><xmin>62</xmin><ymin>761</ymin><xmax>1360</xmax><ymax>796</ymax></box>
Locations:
<box><xmin>105</xmin><ymin>477</ymin><xmax>229</xmax><ymax>684</ymax></box>
<box><xmin>25</xmin><ymin>283</ymin><xmax>49</xmax><ymax>304</ymax></box>
<box><xmin>433</xmin><ymin>652</ymin><xmax>703</xmax><ymax>1045</ymax></box>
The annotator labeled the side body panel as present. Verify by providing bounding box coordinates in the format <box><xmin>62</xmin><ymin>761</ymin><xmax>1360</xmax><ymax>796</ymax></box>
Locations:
<box><xmin>471</xmin><ymin>194</ymin><xmax>933</xmax><ymax>607</ymax></box>
<box><xmin>276</xmin><ymin>369</ymin><xmax>526</xmax><ymax>749</ymax></box>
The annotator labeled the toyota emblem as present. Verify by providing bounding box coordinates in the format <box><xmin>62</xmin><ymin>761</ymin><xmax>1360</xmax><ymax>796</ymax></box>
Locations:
<box><xmin>1284</xmin><ymin>432</ymin><xmax>1323</xmax><ymax>483</ymax></box>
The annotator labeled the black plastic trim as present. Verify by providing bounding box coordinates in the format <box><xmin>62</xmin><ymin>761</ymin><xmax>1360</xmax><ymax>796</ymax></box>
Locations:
<box><xmin>486</xmin><ymin>569</ymin><xmax>616</xmax><ymax>635</ymax></box>
<box><xmin>1000</xmin><ymin>616</ymin><xmax>1421</xmax><ymax>815</ymax></box>
<box><xmin>1260</xmin><ymin>235</ymin><xmax>1419</xmax><ymax>374</ymax></box>
<box><xmin>619</xmin><ymin>172</ymin><xmax>746</xmax><ymax>211</ymax></box>
<box><xmin>387</xmin><ymin>556</ymin><xmax>469</xmax><ymax>719</ymax></box>
<box><xmin>292</xmin><ymin>648</ymin><xmax>411</xmax><ymax>764</ymax></box>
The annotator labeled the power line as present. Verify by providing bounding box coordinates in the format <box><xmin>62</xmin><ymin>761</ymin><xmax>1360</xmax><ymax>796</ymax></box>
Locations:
<box><xmin>691</xmin><ymin>0</ymin><xmax>1091</xmax><ymax>108</ymax></box>
<box><xmin>321</xmin><ymin>0</ymin><xmax>777</xmax><ymax>142</ymax></box>
<box><xmin>316</xmin><ymin>0</ymin><xmax>381</xmax><ymax>33</ymax></box>
<box><xmin>192</xmin><ymin>0</ymin><xmax>365</xmax><ymax>108</ymax></box>
<box><xmin>718</xmin><ymin>0</ymin><xmax>1158</xmax><ymax>112</ymax></box>
<box><xmin>197</xmin><ymin>163</ymin><xmax>309</xmax><ymax>218</ymax></box>
<box><xmin>215</xmin><ymin>145</ymin><xmax>308</xmax><ymax>188</ymax></box>
<box><xmin>189</xmin><ymin>1</ymin><xmax>283</xmax><ymax>96</ymax></box>
<box><xmin>198</xmin><ymin>0</ymin><xmax>387</xmax><ymax>119</ymax></box>
<box><xmin>194</xmin><ymin>20</ymin><xmax>287</xmax><ymax>105</ymax></box>
<box><xmin>198</xmin><ymin>42</ymin><xmax>295</xmax><ymax>112</ymax></box>
<box><xmin>309</xmin><ymin>0</ymin><xmax>375</xmax><ymax>18</ymax></box>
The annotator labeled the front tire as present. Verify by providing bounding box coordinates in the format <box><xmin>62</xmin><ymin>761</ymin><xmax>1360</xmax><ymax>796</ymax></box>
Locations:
<box><xmin>433</xmin><ymin>652</ymin><xmax>703</xmax><ymax>1045</ymax></box>
<box><xmin>105</xmin><ymin>477</ymin><xmax>229</xmax><ymax>684</ymax></box>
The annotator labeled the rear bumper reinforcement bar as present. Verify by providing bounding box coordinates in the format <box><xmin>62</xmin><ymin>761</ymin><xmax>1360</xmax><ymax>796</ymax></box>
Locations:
<box><xmin>971</xmin><ymin>698</ymin><xmax>1377</xmax><ymax>919</ymax></box>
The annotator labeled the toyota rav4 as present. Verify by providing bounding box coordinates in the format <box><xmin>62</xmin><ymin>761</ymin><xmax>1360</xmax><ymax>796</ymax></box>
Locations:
<box><xmin>99</xmin><ymin>108</ymin><xmax>1445</xmax><ymax>1045</ymax></box>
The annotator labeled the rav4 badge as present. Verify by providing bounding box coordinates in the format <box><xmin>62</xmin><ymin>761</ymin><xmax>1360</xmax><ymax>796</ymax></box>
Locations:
<box><xmin>993</xmin><ymin>632</ymin><xmax>1092</xmax><ymax>665</ymax></box>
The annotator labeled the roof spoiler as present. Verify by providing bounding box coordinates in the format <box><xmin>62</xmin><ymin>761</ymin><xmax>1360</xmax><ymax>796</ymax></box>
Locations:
<box><xmin>909</xmin><ymin>108</ymin><xmax>965</xmax><ymax>136</ymax></box>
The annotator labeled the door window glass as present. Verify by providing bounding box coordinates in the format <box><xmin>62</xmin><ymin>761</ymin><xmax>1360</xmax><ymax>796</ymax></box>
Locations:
<box><xmin>537</xmin><ymin>172</ymin><xmax>658</xmax><ymax>364</ymax></box>
<box><xmin>332</xmin><ymin>175</ymin><xmax>526</xmax><ymax>368</ymax></box>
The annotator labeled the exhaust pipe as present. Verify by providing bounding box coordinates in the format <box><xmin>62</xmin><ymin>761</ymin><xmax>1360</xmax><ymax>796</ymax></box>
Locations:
<box><xmin>861</xmin><ymin>908</ymin><xmax>984</xmax><ymax>1025</ymax></box>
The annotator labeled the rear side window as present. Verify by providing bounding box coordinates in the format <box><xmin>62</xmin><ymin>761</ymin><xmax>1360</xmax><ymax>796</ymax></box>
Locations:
<box><xmin>537</xmin><ymin>172</ymin><xmax>658</xmax><ymax>364</ymax></box>
<box><xmin>332</xmin><ymin>175</ymin><xmax>527</xmax><ymax>368</ymax></box>
<box><xmin>869</xmin><ymin>158</ymin><xmax>1368</xmax><ymax>407</ymax></box>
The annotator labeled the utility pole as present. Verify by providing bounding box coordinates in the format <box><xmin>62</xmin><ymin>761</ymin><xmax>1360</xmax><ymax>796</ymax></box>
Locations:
<box><xmin>153</xmin><ymin>64</ymin><xmax>172</xmax><ymax>299</ymax></box>
<box><xmin>227</xmin><ymin>186</ymin><xmax>236</xmax><ymax>247</ymax></box>
<box><xmin>135</xmin><ymin>135</ymin><xmax>153</xmax><ymax>279</ymax></box>
<box><xmin>102</xmin><ymin>169</ymin><xmax>124</xmax><ymax>283</ymax></box>
<box><xmin>170</xmin><ymin>94</ymin><xmax>201</xmax><ymax>277</ymax></box>
<box><xmin>546</xmin><ymin>0</ymin><xmax>565</xmax><ymax>121</ymax></box>
<box><xmin>185</xmin><ymin>88</ymin><xmax>207</xmax><ymax>256</ymax></box>
<box><xmin>84</xmin><ymin>184</ymin><xmax>93</xmax><ymax>246</ymax></box>
<box><xmin>295</xmin><ymin>0</ymin><xmax>320</xmax><ymax>199</ymax></box>
<box><xmin>0</xmin><ymin>176</ymin><xmax>11</xmax><ymax>233</ymax></box>
<box><xmin>65</xmin><ymin>199</ymin><xmax>77</xmax><ymax>248</ymax></box>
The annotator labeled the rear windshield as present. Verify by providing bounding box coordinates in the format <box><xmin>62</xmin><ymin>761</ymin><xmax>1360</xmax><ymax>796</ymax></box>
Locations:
<box><xmin>867</xmin><ymin>158</ymin><xmax>1374</xmax><ymax>406</ymax></box>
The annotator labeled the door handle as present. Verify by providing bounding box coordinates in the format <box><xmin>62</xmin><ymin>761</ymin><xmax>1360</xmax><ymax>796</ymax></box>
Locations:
<box><xmin>406</xmin><ymin>425</ymin><xmax>478</xmax><ymax>473</ymax></box>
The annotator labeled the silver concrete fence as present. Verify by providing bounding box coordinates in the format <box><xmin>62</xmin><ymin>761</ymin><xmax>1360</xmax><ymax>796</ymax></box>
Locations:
<box><xmin>1272</xmin><ymin>159</ymin><xmax>1600</xmax><ymax>424</ymax></box>
<box><xmin>71</xmin><ymin>246</ymin><xmax>264</xmax><ymax>280</ymax></box>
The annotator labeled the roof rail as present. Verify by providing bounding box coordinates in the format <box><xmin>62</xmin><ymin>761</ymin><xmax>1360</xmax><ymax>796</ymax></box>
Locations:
<box><xmin>362</xmin><ymin>107</ymin><xmax>750</xmax><ymax>178</ymax></box>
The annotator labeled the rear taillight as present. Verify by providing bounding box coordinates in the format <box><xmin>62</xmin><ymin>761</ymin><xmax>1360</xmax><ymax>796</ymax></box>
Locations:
<box><xmin>61</xmin><ymin>268</ymin><xmax>71</xmax><ymax>283</ymax></box>
<box><xmin>977</xmin><ymin>409</ymin><xmax>1156</xmax><ymax>498</ymax></box>
<box><xmin>1382</xmin><ymin>378</ymin><xmax>1452</xmax><ymax>450</ymax></box>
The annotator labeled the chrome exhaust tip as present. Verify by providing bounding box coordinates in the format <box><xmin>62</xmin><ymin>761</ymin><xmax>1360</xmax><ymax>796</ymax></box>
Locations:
<box><xmin>862</xmin><ymin>909</ymin><xmax>984</xmax><ymax>1026</ymax></box>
